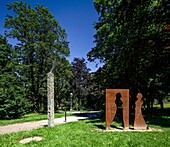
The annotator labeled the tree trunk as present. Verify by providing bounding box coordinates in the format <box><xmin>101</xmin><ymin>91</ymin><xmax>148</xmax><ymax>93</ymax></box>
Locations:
<box><xmin>159</xmin><ymin>97</ymin><xmax>164</xmax><ymax>111</ymax></box>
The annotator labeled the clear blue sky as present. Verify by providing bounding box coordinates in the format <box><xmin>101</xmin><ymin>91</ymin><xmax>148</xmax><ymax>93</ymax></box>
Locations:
<box><xmin>0</xmin><ymin>0</ymin><xmax>100</xmax><ymax>72</ymax></box>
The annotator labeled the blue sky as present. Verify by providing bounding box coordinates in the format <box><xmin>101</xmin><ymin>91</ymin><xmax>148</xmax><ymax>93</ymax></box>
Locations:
<box><xmin>0</xmin><ymin>0</ymin><xmax>100</xmax><ymax>72</ymax></box>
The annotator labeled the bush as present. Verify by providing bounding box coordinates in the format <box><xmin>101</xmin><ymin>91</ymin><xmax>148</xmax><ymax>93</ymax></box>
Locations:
<box><xmin>0</xmin><ymin>75</ymin><xmax>30</xmax><ymax>119</ymax></box>
<box><xmin>0</xmin><ymin>89</ymin><xmax>30</xmax><ymax>119</ymax></box>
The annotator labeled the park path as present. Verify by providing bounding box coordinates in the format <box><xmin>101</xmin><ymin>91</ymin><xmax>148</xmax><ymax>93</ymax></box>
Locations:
<box><xmin>0</xmin><ymin>116</ymin><xmax>88</xmax><ymax>135</ymax></box>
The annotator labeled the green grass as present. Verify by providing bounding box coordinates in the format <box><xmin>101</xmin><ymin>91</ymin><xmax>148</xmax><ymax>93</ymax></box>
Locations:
<box><xmin>0</xmin><ymin>111</ymin><xmax>71</xmax><ymax>126</ymax></box>
<box><xmin>0</xmin><ymin>114</ymin><xmax>170</xmax><ymax>147</ymax></box>
<box><xmin>0</xmin><ymin>106</ymin><xmax>169</xmax><ymax>146</ymax></box>
<box><xmin>0</xmin><ymin>110</ymin><xmax>93</xmax><ymax>126</ymax></box>
<box><xmin>154</xmin><ymin>102</ymin><xmax>170</xmax><ymax>108</ymax></box>
<box><xmin>164</xmin><ymin>102</ymin><xmax>170</xmax><ymax>108</ymax></box>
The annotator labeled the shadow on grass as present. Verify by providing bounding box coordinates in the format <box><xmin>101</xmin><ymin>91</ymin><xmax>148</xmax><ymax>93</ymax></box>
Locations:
<box><xmin>94</xmin><ymin>124</ymin><xmax>105</xmax><ymax>130</ymax></box>
<box><xmin>144</xmin><ymin>108</ymin><xmax>170</xmax><ymax>128</ymax></box>
<box><xmin>72</xmin><ymin>111</ymin><xmax>101</xmax><ymax>119</ymax></box>
<box><xmin>82</xmin><ymin>108</ymin><xmax>170</xmax><ymax>129</ymax></box>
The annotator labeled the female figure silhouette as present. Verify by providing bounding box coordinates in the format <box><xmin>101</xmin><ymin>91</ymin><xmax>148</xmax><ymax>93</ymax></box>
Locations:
<box><xmin>134</xmin><ymin>93</ymin><xmax>147</xmax><ymax>130</ymax></box>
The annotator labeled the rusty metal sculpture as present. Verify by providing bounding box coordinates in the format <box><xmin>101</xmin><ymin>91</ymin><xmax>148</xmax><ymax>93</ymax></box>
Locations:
<box><xmin>106</xmin><ymin>89</ymin><xmax>147</xmax><ymax>130</ymax></box>
<box><xmin>106</xmin><ymin>89</ymin><xmax>129</xmax><ymax>130</ymax></box>
<box><xmin>134</xmin><ymin>93</ymin><xmax>147</xmax><ymax>130</ymax></box>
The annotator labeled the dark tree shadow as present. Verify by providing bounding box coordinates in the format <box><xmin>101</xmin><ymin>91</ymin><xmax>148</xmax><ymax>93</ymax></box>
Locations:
<box><xmin>94</xmin><ymin>124</ymin><xmax>105</xmax><ymax>130</ymax></box>
<box><xmin>85</xmin><ymin>107</ymin><xmax>170</xmax><ymax>129</ymax></box>
<box><xmin>144</xmin><ymin>107</ymin><xmax>170</xmax><ymax>128</ymax></box>
<box><xmin>71</xmin><ymin>106</ymin><xmax>170</xmax><ymax>129</ymax></box>
<box><xmin>72</xmin><ymin>111</ymin><xmax>101</xmax><ymax>119</ymax></box>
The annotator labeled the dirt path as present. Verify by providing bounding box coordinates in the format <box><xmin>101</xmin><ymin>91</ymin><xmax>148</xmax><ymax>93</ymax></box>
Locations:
<box><xmin>0</xmin><ymin>116</ymin><xmax>88</xmax><ymax>135</ymax></box>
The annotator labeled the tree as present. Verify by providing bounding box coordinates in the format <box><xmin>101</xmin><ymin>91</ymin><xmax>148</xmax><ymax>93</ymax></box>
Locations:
<box><xmin>4</xmin><ymin>1</ymin><xmax>70</xmax><ymax>112</ymax></box>
<box><xmin>54</xmin><ymin>57</ymin><xmax>73</xmax><ymax>110</ymax></box>
<box><xmin>88</xmin><ymin>0</ymin><xmax>170</xmax><ymax>110</ymax></box>
<box><xmin>71</xmin><ymin>58</ymin><xmax>90</xmax><ymax>110</ymax></box>
<box><xmin>0</xmin><ymin>35</ymin><xmax>30</xmax><ymax>119</ymax></box>
<box><xmin>86</xmin><ymin>68</ymin><xmax>105</xmax><ymax>110</ymax></box>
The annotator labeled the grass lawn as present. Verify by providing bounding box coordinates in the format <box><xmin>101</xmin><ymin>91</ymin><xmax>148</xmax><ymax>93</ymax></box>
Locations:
<box><xmin>164</xmin><ymin>102</ymin><xmax>170</xmax><ymax>108</ymax></box>
<box><xmin>0</xmin><ymin>110</ymin><xmax>92</xmax><ymax>126</ymax></box>
<box><xmin>0</xmin><ymin>111</ymin><xmax>72</xmax><ymax>126</ymax></box>
<box><xmin>0</xmin><ymin>114</ymin><xmax>170</xmax><ymax>147</ymax></box>
<box><xmin>153</xmin><ymin>102</ymin><xmax>170</xmax><ymax>108</ymax></box>
<box><xmin>0</xmin><ymin>104</ymin><xmax>169</xmax><ymax>146</ymax></box>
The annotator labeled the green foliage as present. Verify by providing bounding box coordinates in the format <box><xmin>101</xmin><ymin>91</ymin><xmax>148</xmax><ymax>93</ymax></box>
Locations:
<box><xmin>71</xmin><ymin>58</ymin><xmax>91</xmax><ymax>110</ymax></box>
<box><xmin>88</xmin><ymin>0</ymin><xmax>170</xmax><ymax>109</ymax></box>
<box><xmin>54</xmin><ymin>57</ymin><xmax>73</xmax><ymax>110</ymax></box>
<box><xmin>0</xmin><ymin>35</ymin><xmax>30</xmax><ymax>119</ymax></box>
<box><xmin>4</xmin><ymin>1</ymin><xmax>70</xmax><ymax>112</ymax></box>
<box><xmin>86</xmin><ymin>70</ymin><xmax>105</xmax><ymax>110</ymax></box>
<box><xmin>0</xmin><ymin>87</ymin><xmax>29</xmax><ymax>119</ymax></box>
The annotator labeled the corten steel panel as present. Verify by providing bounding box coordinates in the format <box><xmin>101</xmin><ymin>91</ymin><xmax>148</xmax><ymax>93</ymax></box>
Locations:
<box><xmin>134</xmin><ymin>93</ymin><xmax>147</xmax><ymax>130</ymax></box>
<box><xmin>120</xmin><ymin>89</ymin><xmax>129</xmax><ymax>130</ymax></box>
<box><xmin>106</xmin><ymin>89</ymin><xmax>129</xmax><ymax>130</ymax></box>
<box><xmin>106</xmin><ymin>89</ymin><xmax>117</xmax><ymax>129</ymax></box>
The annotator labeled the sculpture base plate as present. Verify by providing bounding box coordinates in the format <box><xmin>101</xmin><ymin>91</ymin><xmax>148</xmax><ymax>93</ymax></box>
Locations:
<box><xmin>99</xmin><ymin>127</ymin><xmax>162</xmax><ymax>132</ymax></box>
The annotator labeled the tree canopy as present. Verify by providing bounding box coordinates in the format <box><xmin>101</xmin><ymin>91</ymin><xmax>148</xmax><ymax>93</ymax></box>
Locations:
<box><xmin>71</xmin><ymin>58</ymin><xmax>90</xmax><ymax>110</ymax></box>
<box><xmin>4</xmin><ymin>1</ymin><xmax>70</xmax><ymax>113</ymax></box>
<box><xmin>0</xmin><ymin>0</ymin><xmax>169</xmax><ymax>119</ymax></box>
<box><xmin>88</xmin><ymin>0</ymin><xmax>170</xmax><ymax>109</ymax></box>
<box><xmin>0</xmin><ymin>35</ymin><xmax>29</xmax><ymax>119</ymax></box>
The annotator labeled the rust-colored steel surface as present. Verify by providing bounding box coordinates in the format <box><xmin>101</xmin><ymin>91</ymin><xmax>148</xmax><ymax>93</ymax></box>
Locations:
<box><xmin>106</xmin><ymin>89</ymin><xmax>129</xmax><ymax>130</ymax></box>
<box><xmin>120</xmin><ymin>89</ymin><xmax>129</xmax><ymax>130</ymax></box>
<box><xmin>134</xmin><ymin>93</ymin><xmax>147</xmax><ymax>130</ymax></box>
<box><xmin>106</xmin><ymin>89</ymin><xmax>117</xmax><ymax>129</ymax></box>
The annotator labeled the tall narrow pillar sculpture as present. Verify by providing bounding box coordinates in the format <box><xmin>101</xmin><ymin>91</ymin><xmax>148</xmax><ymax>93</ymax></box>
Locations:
<box><xmin>47</xmin><ymin>72</ymin><xmax>54</xmax><ymax>127</ymax></box>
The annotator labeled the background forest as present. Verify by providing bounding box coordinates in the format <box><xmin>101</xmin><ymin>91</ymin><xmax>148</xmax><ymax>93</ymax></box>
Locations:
<box><xmin>0</xmin><ymin>0</ymin><xmax>169</xmax><ymax>119</ymax></box>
